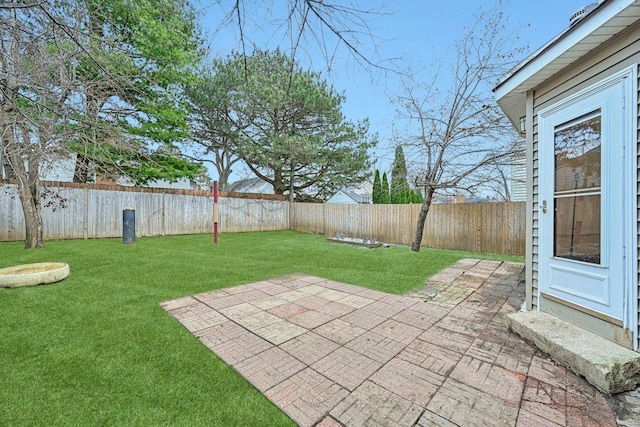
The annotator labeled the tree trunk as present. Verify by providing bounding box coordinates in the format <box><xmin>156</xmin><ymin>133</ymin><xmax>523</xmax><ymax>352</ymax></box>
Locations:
<box><xmin>218</xmin><ymin>168</ymin><xmax>230</xmax><ymax>191</ymax></box>
<box><xmin>216</xmin><ymin>155</ymin><xmax>232</xmax><ymax>191</ymax></box>
<box><xmin>19</xmin><ymin>176</ymin><xmax>45</xmax><ymax>249</ymax></box>
<box><xmin>3</xmin><ymin>136</ymin><xmax>45</xmax><ymax>249</ymax></box>
<box><xmin>273</xmin><ymin>169</ymin><xmax>286</xmax><ymax>195</ymax></box>
<box><xmin>73</xmin><ymin>154</ymin><xmax>90</xmax><ymax>183</ymax></box>
<box><xmin>411</xmin><ymin>186</ymin><xmax>435</xmax><ymax>252</ymax></box>
<box><xmin>289</xmin><ymin>162</ymin><xmax>295</xmax><ymax>202</ymax></box>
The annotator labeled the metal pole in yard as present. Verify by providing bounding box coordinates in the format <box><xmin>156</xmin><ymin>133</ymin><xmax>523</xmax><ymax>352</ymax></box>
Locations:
<box><xmin>213</xmin><ymin>181</ymin><xmax>219</xmax><ymax>244</ymax></box>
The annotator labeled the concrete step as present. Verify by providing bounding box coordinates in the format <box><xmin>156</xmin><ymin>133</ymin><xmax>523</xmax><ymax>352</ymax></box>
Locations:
<box><xmin>507</xmin><ymin>310</ymin><xmax>640</xmax><ymax>394</ymax></box>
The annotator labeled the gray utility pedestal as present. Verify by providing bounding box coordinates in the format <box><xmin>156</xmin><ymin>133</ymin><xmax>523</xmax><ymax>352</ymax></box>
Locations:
<box><xmin>123</xmin><ymin>208</ymin><xmax>135</xmax><ymax>244</ymax></box>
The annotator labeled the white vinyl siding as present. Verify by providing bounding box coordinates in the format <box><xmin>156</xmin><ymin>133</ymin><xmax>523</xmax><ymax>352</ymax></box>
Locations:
<box><xmin>527</xmin><ymin>23</ymin><xmax>640</xmax><ymax>346</ymax></box>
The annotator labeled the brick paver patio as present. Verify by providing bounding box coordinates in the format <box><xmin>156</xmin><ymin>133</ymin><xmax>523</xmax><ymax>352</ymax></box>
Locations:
<box><xmin>161</xmin><ymin>259</ymin><xmax>620</xmax><ymax>426</ymax></box>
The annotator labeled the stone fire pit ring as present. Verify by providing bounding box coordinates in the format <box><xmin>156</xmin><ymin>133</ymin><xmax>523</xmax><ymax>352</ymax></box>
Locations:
<box><xmin>0</xmin><ymin>262</ymin><xmax>70</xmax><ymax>288</ymax></box>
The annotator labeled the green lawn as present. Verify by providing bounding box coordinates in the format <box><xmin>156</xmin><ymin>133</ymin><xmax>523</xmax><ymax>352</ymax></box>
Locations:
<box><xmin>0</xmin><ymin>231</ymin><xmax>522</xmax><ymax>426</ymax></box>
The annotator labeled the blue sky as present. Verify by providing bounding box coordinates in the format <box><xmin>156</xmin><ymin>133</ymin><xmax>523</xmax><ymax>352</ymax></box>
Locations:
<box><xmin>196</xmin><ymin>0</ymin><xmax>591</xmax><ymax>180</ymax></box>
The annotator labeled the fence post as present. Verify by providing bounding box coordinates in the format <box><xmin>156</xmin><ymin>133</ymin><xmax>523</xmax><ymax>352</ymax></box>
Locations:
<box><xmin>322</xmin><ymin>203</ymin><xmax>326</xmax><ymax>236</ymax></box>
<box><xmin>476</xmin><ymin>204</ymin><xmax>482</xmax><ymax>253</ymax></box>
<box><xmin>162</xmin><ymin>193</ymin><xmax>166</xmax><ymax>237</ymax></box>
<box><xmin>83</xmin><ymin>185</ymin><xmax>89</xmax><ymax>239</ymax></box>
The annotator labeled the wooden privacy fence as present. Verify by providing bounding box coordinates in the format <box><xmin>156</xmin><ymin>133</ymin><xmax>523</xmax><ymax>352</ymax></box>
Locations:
<box><xmin>290</xmin><ymin>202</ymin><xmax>525</xmax><ymax>256</ymax></box>
<box><xmin>0</xmin><ymin>181</ymin><xmax>288</xmax><ymax>241</ymax></box>
<box><xmin>0</xmin><ymin>181</ymin><xmax>525</xmax><ymax>255</ymax></box>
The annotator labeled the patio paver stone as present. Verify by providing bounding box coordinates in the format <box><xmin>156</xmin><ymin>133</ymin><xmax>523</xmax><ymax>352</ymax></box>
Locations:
<box><xmin>161</xmin><ymin>259</ymin><xmax>623</xmax><ymax>427</ymax></box>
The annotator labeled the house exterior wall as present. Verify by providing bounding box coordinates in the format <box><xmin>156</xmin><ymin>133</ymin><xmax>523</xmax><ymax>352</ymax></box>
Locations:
<box><xmin>637</xmin><ymin>63</ymin><xmax>640</xmax><ymax>352</ymax></box>
<box><xmin>510</xmin><ymin>155</ymin><xmax>526</xmax><ymax>202</ymax></box>
<box><xmin>326</xmin><ymin>191</ymin><xmax>357</xmax><ymax>204</ymax></box>
<box><xmin>41</xmin><ymin>156</ymin><xmax>76</xmax><ymax>182</ymax></box>
<box><xmin>527</xmin><ymin>21</ymin><xmax>640</xmax><ymax>349</ymax></box>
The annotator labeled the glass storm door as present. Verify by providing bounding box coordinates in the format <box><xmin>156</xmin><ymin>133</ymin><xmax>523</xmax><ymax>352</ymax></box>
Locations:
<box><xmin>553</xmin><ymin>114</ymin><xmax>602</xmax><ymax>265</ymax></box>
<box><xmin>538</xmin><ymin>77</ymin><xmax>628</xmax><ymax>323</ymax></box>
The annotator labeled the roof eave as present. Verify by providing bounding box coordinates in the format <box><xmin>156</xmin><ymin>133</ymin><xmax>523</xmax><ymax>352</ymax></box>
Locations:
<box><xmin>495</xmin><ymin>0</ymin><xmax>639</xmax><ymax>128</ymax></box>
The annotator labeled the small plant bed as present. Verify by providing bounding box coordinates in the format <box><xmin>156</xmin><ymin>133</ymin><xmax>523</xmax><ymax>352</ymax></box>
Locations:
<box><xmin>326</xmin><ymin>235</ymin><xmax>384</xmax><ymax>248</ymax></box>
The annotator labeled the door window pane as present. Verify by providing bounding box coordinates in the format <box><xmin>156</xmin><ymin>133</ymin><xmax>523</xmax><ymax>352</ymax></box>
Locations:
<box><xmin>553</xmin><ymin>114</ymin><xmax>601</xmax><ymax>264</ymax></box>
<box><xmin>554</xmin><ymin>195</ymin><xmax>601</xmax><ymax>264</ymax></box>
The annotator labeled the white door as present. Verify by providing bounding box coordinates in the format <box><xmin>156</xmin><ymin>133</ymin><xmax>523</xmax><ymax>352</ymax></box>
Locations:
<box><xmin>538</xmin><ymin>70</ymin><xmax>634</xmax><ymax>324</ymax></box>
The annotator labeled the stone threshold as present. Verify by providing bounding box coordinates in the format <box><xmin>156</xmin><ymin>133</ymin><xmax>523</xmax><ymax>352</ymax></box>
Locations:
<box><xmin>508</xmin><ymin>311</ymin><xmax>640</xmax><ymax>394</ymax></box>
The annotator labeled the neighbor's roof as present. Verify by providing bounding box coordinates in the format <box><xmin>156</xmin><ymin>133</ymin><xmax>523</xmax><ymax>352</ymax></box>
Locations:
<box><xmin>227</xmin><ymin>177</ymin><xmax>274</xmax><ymax>194</ymax></box>
<box><xmin>494</xmin><ymin>0</ymin><xmax>640</xmax><ymax>129</ymax></box>
<box><xmin>340</xmin><ymin>186</ymin><xmax>367</xmax><ymax>203</ymax></box>
<box><xmin>331</xmin><ymin>184</ymin><xmax>372</xmax><ymax>203</ymax></box>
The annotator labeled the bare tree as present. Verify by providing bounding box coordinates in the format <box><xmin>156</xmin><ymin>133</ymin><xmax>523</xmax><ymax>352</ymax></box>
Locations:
<box><xmin>209</xmin><ymin>0</ymin><xmax>393</xmax><ymax>75</ymax></box>
<box><xmin>1</xmin><ymin>1</ymin><xmax>201</xmax><ymax>248</ymax></box>
<box><xmin>476</xmin><ymin>149</ymin><xmax>526</xmax><ymax>202</ymax></box>
<box><xmin>485</xmin><ymin>161</ymin><xmax>514</xmax><ymax>202</ymax></box>
<box><xmin>391</xmin><ymin>4</ymin><xmax>525</xmax><ymax>252</ymax></box>
<box><xmin>0</xmin><ymin>2</ymin><xmax>108</xmax><ymax>248</ymax></box>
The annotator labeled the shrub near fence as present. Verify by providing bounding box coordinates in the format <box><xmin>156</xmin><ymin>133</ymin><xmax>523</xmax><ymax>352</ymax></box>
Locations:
<box><xmin>0</xmin><ymin>181</ymin><xmax>525</xmax><ymax>255</ymax></box>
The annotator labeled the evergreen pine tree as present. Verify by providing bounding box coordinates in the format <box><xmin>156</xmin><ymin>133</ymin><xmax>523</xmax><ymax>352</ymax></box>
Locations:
<box><xmin>372</xmin><ymin>169</ymin><xmax>382</xmax><ymax>204</ymax></box>
<box><xmin>381</xmin><ymin>172</ymin><xmax>391</xmax><ymax>204</ymax></box>
<box><xmin>390</xmin><ymin>145</ymin><xmax>411</xmax><ymax>203</ymax></box>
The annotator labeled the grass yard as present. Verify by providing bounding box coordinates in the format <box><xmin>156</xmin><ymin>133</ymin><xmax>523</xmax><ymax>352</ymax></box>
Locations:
<box><xmin>0</xmin><ymin>231</ymin><xmax>522</xmax><ymax>426</ymax></box>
